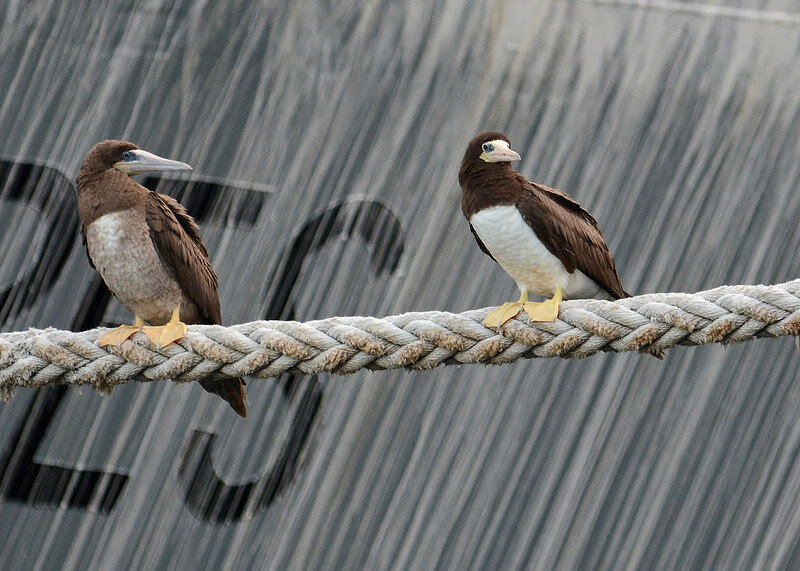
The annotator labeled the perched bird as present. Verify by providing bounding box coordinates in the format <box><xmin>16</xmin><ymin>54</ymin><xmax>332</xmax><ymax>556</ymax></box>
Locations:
<box><xmin>76</xmin><ymin>140</ymin><xmax>247</xmax><ymax>417</ymax></box>
<box><xmin>459</xmin><ymin>132</ymin><xmax>629</xmax><ymax>328</ymax></box>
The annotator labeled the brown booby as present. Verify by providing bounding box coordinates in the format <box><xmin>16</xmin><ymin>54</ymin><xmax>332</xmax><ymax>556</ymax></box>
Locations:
<box><xmin>459</xmin><ymin>132</ymin><xmax>629</xmax><ymax>328</ymax></box>
<box><xmin>77</xmin><ymin>140</ymin><xmax>247</xmax><ymax>417</ymax></box>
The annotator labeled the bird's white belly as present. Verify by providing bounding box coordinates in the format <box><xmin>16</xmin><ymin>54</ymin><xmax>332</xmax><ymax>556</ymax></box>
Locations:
<box><xmin>470</xmin><ymin>205</ymin><xmax>609</xmax><ymax>299</ymax></box>
<box><xmin>85</xmin><ymin>210</ymin><xmax>181</xmax><ymax>323</ymax></box>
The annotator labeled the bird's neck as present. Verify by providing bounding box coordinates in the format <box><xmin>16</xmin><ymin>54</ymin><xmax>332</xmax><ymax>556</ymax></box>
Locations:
<box><xmin>459</xmin><ymin>161</ymin><xmax>515</xmax><ymax>188</ymax></box>
<box><xmin>77</xmin><ymin>169</ymin><xmax>147</xmax><ymax>225</ymax></box>
<box><xmin>459</xmin><ymin>162</ymin><xmax>519</xmax><ymax>218</ymax></box>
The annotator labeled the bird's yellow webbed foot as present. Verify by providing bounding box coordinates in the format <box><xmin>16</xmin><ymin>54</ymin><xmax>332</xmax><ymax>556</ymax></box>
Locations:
<box><xmin>98</xmin><ymin>317</ymin><xmax>146</xmax><ymax>347</ymax></box>
<box><xmin>483</xmin><ymin>290</ymin><xmax>533</xmax><ymax>327</ymax></box>
<box><xmin>523</xmin><ymin>286</ymin><xmax>563</xmax><ymax>322</ymax></box>
<box><xmin>99</xmin><ymin>325</ymin><xmax>140</xmax><ymax>347</ymax></box>
<box><xmin>142</xmin><ymin>308</ymin><xmax>188</xmax><ymax>349</ymax></box>
<box><xmin>483</xmin><ymin>302</ymin><xmax>525</xmax><ymax>327</ymax></box>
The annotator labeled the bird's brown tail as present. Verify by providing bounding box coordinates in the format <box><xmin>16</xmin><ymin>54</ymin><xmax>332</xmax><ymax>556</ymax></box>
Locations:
<box><xmin>199</xmin><ymin>378</ymin><xmax>248</xmax><ymax>418</ymax></box>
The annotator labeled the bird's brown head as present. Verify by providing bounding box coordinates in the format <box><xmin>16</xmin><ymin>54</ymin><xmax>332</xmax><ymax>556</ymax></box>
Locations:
<box><xmin>76</xmin><ymin>140</ymin><xmax>194</xmax><ymax>223</ymax></box>
<box><xmin>79</xmin><ymin>140</ymin><xmax>139</xmax><ymax>176</ymax></box>
<box><xmin>78</xmin><ymin>139</ymin><xmax>193</xmax><ymax>179</ymax></box>
<box><xmin>458</xmin><ymin>131</ymin><xmax>521</xmax><ymax>186</ymax></box>
<box><xmin>458</xmin><ymin>131</ymin><xmax>520</xmax><ymax>190</ymax></box>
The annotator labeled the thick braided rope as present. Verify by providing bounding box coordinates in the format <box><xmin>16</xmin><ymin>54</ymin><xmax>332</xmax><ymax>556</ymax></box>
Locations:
<box><xmin>1</xmin><ymin>279</ymin><xmax>799</xmax><ymax>398</ymax></box>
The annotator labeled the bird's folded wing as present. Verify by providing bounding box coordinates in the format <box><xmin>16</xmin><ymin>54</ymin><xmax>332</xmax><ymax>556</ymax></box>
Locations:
<box><xmin>468</xmin><ymin>223</ymin><xmax>498</xmax><ymax>263</ymax></box>
<box><xmin>517</xmin><ymin>180</ymin><xmax>629</xmax><ymax>299</ymax></box>
<box><xmin>145</xmin><ymin>192</ymin><xmax>222</xmax><ymax>324</ymax></box>
<box><xmin>80</xmin><ymin>225</ymin><xmax>95</xmax><ymax>270</ymax></box>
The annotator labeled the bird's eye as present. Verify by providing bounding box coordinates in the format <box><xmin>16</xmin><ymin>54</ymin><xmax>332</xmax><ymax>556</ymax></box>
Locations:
<box><xmin>482</xmin><ymin>143</ymin><xmax>494</xmax><ymax>153</ymax></box>
<box><xmin>121</xmin><ymin>151</ymin><xmax>134</xmax><ymax>161</ymax></box>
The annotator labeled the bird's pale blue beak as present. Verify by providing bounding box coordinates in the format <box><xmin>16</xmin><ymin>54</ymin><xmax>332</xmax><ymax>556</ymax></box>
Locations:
<box><xmin>114</xmin><ymin>149</ymin><xmax>193</xmax><ymax>175</ymax></box>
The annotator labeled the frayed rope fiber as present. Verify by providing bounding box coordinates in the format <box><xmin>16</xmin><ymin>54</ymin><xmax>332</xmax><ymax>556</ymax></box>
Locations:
<box><xmin>1</xmin><ymin>280</ymin><xmax>799</xmax><ymax>399</ymax></box>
